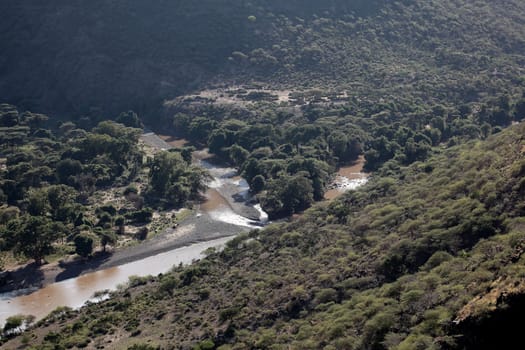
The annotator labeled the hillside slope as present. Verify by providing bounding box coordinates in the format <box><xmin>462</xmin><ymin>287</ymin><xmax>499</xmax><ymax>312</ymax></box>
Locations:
<box><xmin>0</xmin><ymin>0</ymin><xmax>524</xmax><ymax>117</ymax></box>
<box><xmin>5</xmin><ymin>123</ymin><xmax>524</xmax><ymax>349</ymax></box>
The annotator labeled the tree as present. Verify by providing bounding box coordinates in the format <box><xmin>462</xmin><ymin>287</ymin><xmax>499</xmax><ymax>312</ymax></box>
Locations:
<box><xmin>251</xmin><ymin>175</ymin><xmax>266</xmax><ymax>193</ymax></box>
<box><xmin>188</xmin><ymin>117</ymin><xmax>217</xmax><ymax>142</ymax></box>
<box><xmin>97</xmin><ymin>212</ymin><xmax>113</xmax><ymax>227</ymax></box>
<box><xmin>172</xmin><ymin>113</ymin><xmax>191</xmax><ymax>134</ymax></box>
<box><xmin>402</xmin><ymin>138</ymin><xmax>431</xmax><ymax>164</ymax></box>
<box><xmin>116</xmin><ymin>110</ymin><xmax>143</xmax><ymax>128</ymax></box>
<box><xmin>364</xmin><ymin>136</ymin><xmax>401</xmax><ymax>171</ymax></box>
<box><xmin>126</xmin><ymin>208</ymin><xmax>153</xmax><ymax>224</ymax></box>
<box><xmin>74</xmin><ymin>233</ymin><xmax>94</xmax><ymax>258</ymax></box>
<box><xmin>98</xmin><ymin>230</ymin><xmax>117</xmax><ymax>252</ymax></box>
<box><xmin>241</xmin><ymin>158</ymin><xmax>262</xmax><ymax>184</ymax></box>
<box><xmin>0</xmin><ymin>206</ymin><xmax>19</xmax><ymax>225</ymax></box>
<box><xmin>514</xmin><ymin>98</ymin><xmax>525</xmax><ymax>121</ymax></box>
<box><xmin>208</xmin><ymin>129</ymin><xmax>228</xmax><ymax>155</ymax></box>
<box><xmin>489</xmin><ymin>108</ymin><xmax>512</xmax><ymax>127</ymax></box>
<box><xmin>136</xmin><ymin>227</ymin><xmax>148</xmax><ymax>241</ymax></box>
<box><xmin>56</xmin><ymin>158</ymin><xmax>83</xmax><ymax>184</ymax></box>
<box><xmin>58</xmin><ymin>121</ymin><xmax>76</xmax><ymax>135</ymax></box>
<box><xmin>47</xmin><ymin>185</ymin><xmax>78</xmax><ymax>221</ymax></box>
<box><xmin>186</xmin><ymin>166</ymin><xmax>210</xmax><ymax>196</ymax></box>
<box><xmin>115</xmin><ymin>216</ymin><xmax>126</xmax><ymax>234</ymax></box>
<box><xmin>260</xmin><ymin>173</ymin><xmax>314</xmax><ymax>219</ymax></box>
<box><xmin>180</xmin><ymin>146</ymin><xmax>195</xmax><ymax>164</ymax></box>
<box><xmin>0</xmin><ymin>104</ymin><xmax>19</xmax><ymax>127</ymax></box>
<box><xmin>25</xmin><ymin>189</ymin><xmax>49</xmax><ymax>216</ymax></box>
<box><xmin>23</xmin><ymin>112</ymin><xmax>49</xmax><ymax>131</ymax></box>
<box><xmin>328</xmin><ymin>131</ymin><xmax>349</xmax><ymax>161</ymax></box>
<box><xmin>229</xmin><ymin>144</ymin><xmax>250</xmax><ymax>166</ymax></box>
<box><xmin>149</xmin><ymin>152</ymin><xmax>184</xmax><ymax>194</ymax></box>
<box><xmin>148</xmin><ymin>152</ymin><xmax>208</xmax><ymax>207</ymax></box>
<box><xmin>12</xmin><ymin>216</ymin><xmax>63</xmax><ymax>264</ymax></box>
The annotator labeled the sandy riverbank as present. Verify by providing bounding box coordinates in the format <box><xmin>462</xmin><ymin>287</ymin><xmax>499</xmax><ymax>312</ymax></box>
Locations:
<box><xmin>0</xmin><ymin>132</ymin><xmax>261</xmax><ymax>295</ymax></box>
<box><xmin>0</xmin><ymin>211</ymin><xmax>248</xmax><ymax>294</ymax></box>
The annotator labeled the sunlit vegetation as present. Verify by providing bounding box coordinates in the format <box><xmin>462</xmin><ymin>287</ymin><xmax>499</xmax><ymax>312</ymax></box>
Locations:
<box><xmin>1</xmin><ymin>0</ymin><xmax>525</xmax><ymax>349</ymax></box>
<box><xmin>8</xmin><ymin>123</ymin><xmax>524</xmax><ymax>349</ymax></box>
<box><xmin>0</xmin><ymin>106</ymin><xmax>207</xmax><ymax>267</ymax></box>
<box><xmin>165</xmin><ymin>88</ymin><xmax>525</xmax><ymax>218</ymax></box>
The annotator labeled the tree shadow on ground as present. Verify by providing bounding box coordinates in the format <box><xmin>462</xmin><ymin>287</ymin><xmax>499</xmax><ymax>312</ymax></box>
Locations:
<box><xmin>0</xmin><ymin>263</ymin><xmax>45</xmax><ymax>294</ymax></box>
<box><xmin>55</xmin><ymin>251</ymin><xmax>113</xmax><ymax>282</ymax></box>
<box><xmin>231</xmin><ymin>191</ymin><xmax>252</xmax><ymax>204</ymax></box>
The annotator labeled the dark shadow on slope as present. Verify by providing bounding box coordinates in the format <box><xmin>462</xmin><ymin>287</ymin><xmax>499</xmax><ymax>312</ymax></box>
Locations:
<box><xmin>449</xmin><ymin>292</ymin><xmax>525</xmax><ymax>350</ymax></box>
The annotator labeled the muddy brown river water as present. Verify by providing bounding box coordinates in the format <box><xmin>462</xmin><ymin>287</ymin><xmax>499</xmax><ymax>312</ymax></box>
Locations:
<box><xmin>324</xmin><ymin>156</ymin><xmax>368</xmax><ymax>200</ymax></box>
<box><xmin>0</xmin><ymin>135</ymin><xmax>266</xmax><ymax>328</ymax></box>
<box><xmin>0</xmin><ymin>135</ymin><xmax>365</xmax><ymax>327</ymax></box>
<box><xmin>0</xmin><ymin>237</ymin><xmax>232</xmax><ymax>325</ymax></box>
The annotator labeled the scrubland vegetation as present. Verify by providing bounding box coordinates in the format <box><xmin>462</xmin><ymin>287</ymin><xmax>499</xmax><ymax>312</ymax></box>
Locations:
<box><xmin>5</xmin><ymin>122</ymin><xmax>524</xmax><ymax>350</ymax></box>
<box><xmin>1</xmin><ymin>0</ymin><xmax>525</xmax><ymax>349</ymax></box>
<box><xmin>0</xmin><ymin>107</ymin><xmax>207</xmax><ymax>268</ymax></box>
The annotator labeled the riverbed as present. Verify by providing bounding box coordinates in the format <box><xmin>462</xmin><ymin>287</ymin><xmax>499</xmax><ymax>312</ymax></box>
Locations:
<box><xmin>324</xmin><ymin>156</ymin><xmax>368</xmax><ymax>200</ymax></box>
<box><xmin>0</xmin><ymin>133</ymin><xmax>267</xmax><ymax>327</ymax></box>
<box><xmin>0</xmin><ymin>134</ymin><xmax>365</xmax><ymax>327</ymax></box>
<box><xmin>0</xmin><ymin>237</ymin><xmax>232</xmax><ymax>325</ymax></box>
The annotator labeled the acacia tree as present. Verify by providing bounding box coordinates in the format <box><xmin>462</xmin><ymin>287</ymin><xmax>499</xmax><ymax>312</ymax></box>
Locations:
<box><xmin>47</xmin><ymin>184</ymin><xmax>78</xmax><ymax>221</ymax></box>
<box><xmin>260</xmin><ymin>173</ymin><xmax>314</xmax><ymax>219</ymax></box>
<box><xmin>98</xmin><ymin>230</ymin><xmax>117</xmax><ymax>252</ymax></box>
<box><xmin>148</xmin><ymin>152</ymin><xmax>209</xmax><ymax>207</ymax></box>
<box><xmin>12</xmin><ymin>216</ymin><xmax>65</xmax><ymax>265</ymax></box>
<box><xmin>114</xmin><ymin>216</ymin><xmax>126</xmax><ymax>234</ymax></box>
<box><xmin>74</xmin><ymin>233</ymin><xmax>94</xmax><ymax>258</ymax></box>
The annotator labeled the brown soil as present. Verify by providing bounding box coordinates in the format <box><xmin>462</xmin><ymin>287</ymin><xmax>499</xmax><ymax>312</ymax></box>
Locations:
<box><xmin>324</xmin><ymin>188</ymin><xmax>343</xmax><ymax>201</ymax></box>
<box><xmin>192</xmin><ymin>148</ymin><xmax>214</xmax><ymax>162</ymax></box>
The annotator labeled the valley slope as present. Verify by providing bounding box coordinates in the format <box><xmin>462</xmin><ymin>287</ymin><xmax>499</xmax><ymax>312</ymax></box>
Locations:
<box><xmin>4</xmin><ymin>124</ymin><xmax>524</xmax><ymax>350</ymax></box>
<box><xmin>1</xmin><ymin>1</ymin><xmax>525</xmax><ymax>349</ymax></box>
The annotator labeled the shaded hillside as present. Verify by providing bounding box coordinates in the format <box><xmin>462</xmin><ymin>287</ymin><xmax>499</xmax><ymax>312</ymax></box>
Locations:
<box><xmin>0</xmin><ymin>0</ymin><xmax>256</xmax><ymax>116</ymax></box>
<box><xmin>5</xmin><ymin>123</ymin><xmax>524</xmax><ymax>349</ymax></box>
<box><xmin>1</xmin><ymin>0</ymin><xmax>524</xmax><ymax>117</ymax></box>
<box><xmin>0</xmin><ymin>0</ymin><xmax>380</xmax><ymax>117</ymax></box>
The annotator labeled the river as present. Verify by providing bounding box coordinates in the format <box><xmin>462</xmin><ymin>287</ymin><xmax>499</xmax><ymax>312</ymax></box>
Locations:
<box><xmin>0</xmin><ymin>237</ymin><xmax>232</xmax><ymax>325</ymax></box>
<box><xmin>0</xmin><ymin>134</ymin><xmax>267</xmax><ymax>328</ymax></box>
<box><xmin>324</xmin><ymin>156</ymin><xmax>368</xmax><ymax>200</ymax></box>
<box><xmin>0</xmin><ymin>135</ymin><xmax>365</xmax><ymax>328</ymax></box>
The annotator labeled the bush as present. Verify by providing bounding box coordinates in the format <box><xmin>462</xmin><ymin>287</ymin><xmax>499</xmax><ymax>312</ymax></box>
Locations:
<box><xmin>126</xmin><ymin>208</ymin><xmax>153</xmax><ymax>224</ymax></box>
<box><xmin>197</xmin><ymin>339</ymin><xmax>215</xmax><ymax>350</ymax></box>
<box><xmin>135</xmin><ymin>227</ymin><xmax>149</xmax><ymax>241</ymax></box>
<box><xmin>63</xmin><ymin>334</ymin><xmax>90</xmax><ymax>348</ymax></box>
<box><xmin>158</xmin><ymin>275</ymin><xmax>178</xmax><ymax>295</ymax></box>
<box><xmin>314</xmin><ymin>288</ymin><xmax>338</xmax><ymax>305</ymax></box>
<box><xmin>3</xmin><ymin>314</ymin><xmax>24</xmax><ymax>334</ymax></box>
<box><xmin>128</xmin><ymin>344</ymin><xmax>160</xmax><ymax>350</ymax></box>
<box><xmin>124</xmin><ymin>185</ymin><xmax>139</xmax><ymax>196</ymax></box>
